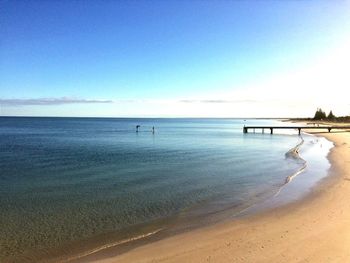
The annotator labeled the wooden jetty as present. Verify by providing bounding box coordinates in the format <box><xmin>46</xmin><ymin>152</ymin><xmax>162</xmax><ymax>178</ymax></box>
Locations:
<box><xmin>243</xmin><ymin>125</ymin><xmax>350</xmax><ymax>135</ymax></box>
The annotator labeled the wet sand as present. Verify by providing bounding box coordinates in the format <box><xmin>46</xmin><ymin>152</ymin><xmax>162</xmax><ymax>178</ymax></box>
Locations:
<box><xmin>74</xmin><ymin>130</ymin><xmax>350</xmax><ymax>263</ymax></box>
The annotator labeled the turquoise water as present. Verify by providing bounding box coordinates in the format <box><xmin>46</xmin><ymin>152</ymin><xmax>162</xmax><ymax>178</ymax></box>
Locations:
<box><xmin>0</xmin><ymin>117</ymin><xmax>332</xmax><ymax>262</ymax></box>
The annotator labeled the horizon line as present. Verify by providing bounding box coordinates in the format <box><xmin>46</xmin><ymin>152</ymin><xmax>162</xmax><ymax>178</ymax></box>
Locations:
<box><xmin>0</xmin><ymin>115</ymin><xmax>309</xmax><ymax>119</ymax></box>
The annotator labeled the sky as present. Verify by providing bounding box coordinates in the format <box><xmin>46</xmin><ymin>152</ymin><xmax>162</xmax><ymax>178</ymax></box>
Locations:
<box><xmin>1</xmin><ymin>0</ymin><xmax>350</xmax><ymax>117</ymax></box>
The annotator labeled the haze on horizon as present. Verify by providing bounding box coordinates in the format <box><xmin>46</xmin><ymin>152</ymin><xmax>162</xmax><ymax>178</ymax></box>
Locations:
<box><xmin>1</xmin><ymin>0</ymin><xmax>350</xmax><ymax>118</ymax></box>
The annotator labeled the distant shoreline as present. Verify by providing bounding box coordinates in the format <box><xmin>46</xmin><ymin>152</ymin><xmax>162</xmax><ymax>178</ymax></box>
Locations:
<box><xmin>288</xmin><ymin>118</ymin><xmax>350</xmax><ymax>124</ymax></box>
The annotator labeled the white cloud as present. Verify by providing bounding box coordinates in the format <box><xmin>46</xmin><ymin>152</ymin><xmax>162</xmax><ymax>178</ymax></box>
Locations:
<box><xmin>0</xmin><ymin>97</ymin><xmax>113</xmax><ymax>106</ymax></box>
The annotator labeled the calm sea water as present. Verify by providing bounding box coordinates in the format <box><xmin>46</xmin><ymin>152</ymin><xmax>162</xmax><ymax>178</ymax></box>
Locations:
<box><xmin>0</xmin><ymin>117</ymin><xmax>332</xmax><ymax>262</ymax></box>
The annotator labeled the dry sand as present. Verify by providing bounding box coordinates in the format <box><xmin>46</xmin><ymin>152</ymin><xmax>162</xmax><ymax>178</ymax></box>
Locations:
<box><xmin>83</xmin><ymin>130</ymin><xmax>350</xmax><ymax>263</ymax></box>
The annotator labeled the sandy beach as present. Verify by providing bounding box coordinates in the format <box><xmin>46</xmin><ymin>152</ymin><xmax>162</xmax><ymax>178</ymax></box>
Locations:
<box><xmin>75</xmin><ymin>130</ymin><xmax>350</xmax><ymax>263</ymax></box>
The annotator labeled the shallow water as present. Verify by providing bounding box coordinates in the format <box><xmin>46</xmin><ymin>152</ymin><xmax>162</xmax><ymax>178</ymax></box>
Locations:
<box><xmin>0</xmin><ymin>117</ymin><xmax>332</xmax><ymax>262</ymax></box>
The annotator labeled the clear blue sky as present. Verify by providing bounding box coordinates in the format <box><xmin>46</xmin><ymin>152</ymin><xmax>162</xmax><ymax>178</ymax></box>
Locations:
<box><xmin>1</xmin><ymin>0</ymin><xmax>350</xmax><ymax>117</ymax></box>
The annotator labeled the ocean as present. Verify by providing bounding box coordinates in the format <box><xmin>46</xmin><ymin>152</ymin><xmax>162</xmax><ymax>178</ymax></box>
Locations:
<box><xmin>0</xmin><ymin>117</ymin><xmax>332</xmax><ymax>262</ymax></box>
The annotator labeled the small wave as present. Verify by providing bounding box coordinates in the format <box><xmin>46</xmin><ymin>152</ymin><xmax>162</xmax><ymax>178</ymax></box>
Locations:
<box><xmin>284</xmin><ymin>137</ymin><xmax>304</xmax><ymax>160</ymax></box>
<box><xmin>275</xmin><ymin>136</ymin><xmax>307</xmax><ymax>197</ymax></box>
<box><xmin>63</xmin><ymin>228</ymin><xmax>163</xmax><ymax>262</ymax></box>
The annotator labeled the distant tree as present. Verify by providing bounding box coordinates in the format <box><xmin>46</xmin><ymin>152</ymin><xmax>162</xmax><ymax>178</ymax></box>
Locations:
<box><xmin>313</xmin><ymin>108</ymin><xmax>326</xmax><ymax>120</ymax></box>
<box><xmin>327</xmin><ymin>110</ymin><xmax>336</xmax><ymax>120</ymax></box>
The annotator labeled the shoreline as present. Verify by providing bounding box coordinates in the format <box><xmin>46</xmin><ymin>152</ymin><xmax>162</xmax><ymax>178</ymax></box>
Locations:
<box><xmin>73</xmin><ymin>129</ymin><xmax>350</xmax><ymax>262</ymax></box>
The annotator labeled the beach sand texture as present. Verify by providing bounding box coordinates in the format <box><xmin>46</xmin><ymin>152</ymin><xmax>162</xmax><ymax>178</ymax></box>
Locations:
<box><xmin>78</xmin><ymin>130</ymin><xmax>350</xmax><ymax>263</ymax></box>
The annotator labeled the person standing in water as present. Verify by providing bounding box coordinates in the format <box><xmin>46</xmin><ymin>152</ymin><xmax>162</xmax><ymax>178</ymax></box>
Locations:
<box><xmin>152</xmin><ymin>126</ymin><xmax>155</xmax><ymax>134</ymax></box>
